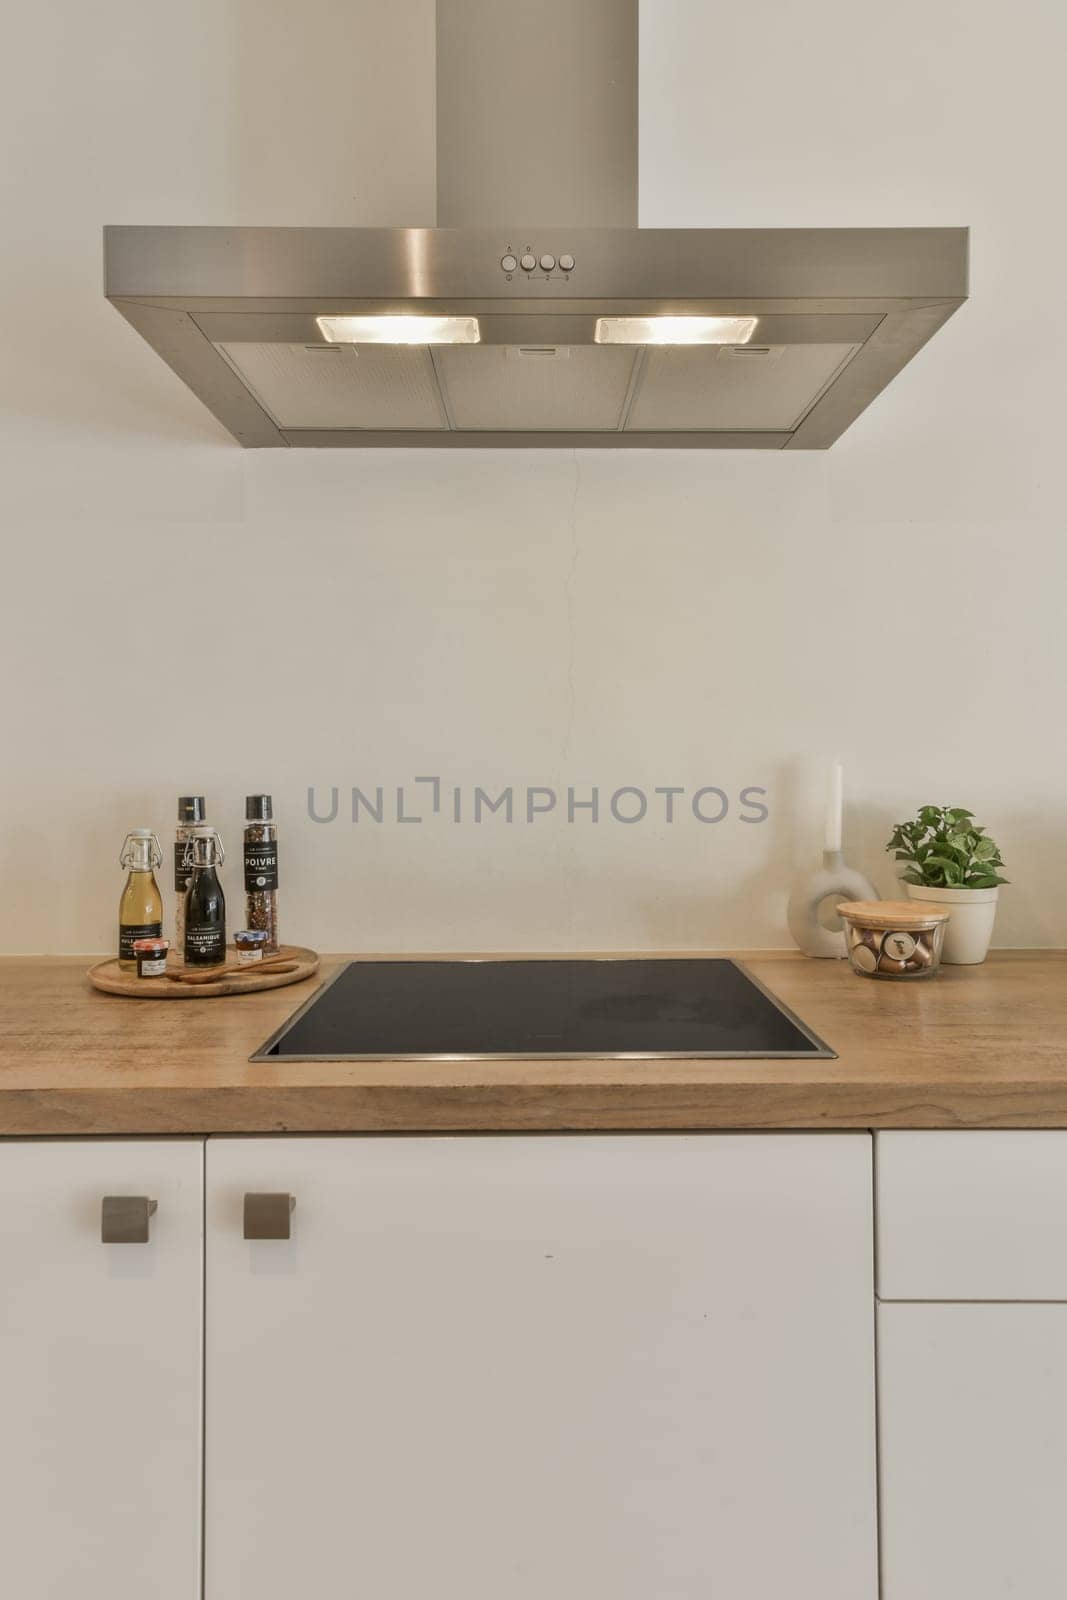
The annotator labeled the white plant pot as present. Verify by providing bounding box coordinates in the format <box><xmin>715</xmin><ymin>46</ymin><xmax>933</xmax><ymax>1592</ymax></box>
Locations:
<box><xmin>905</xmin><ymin>883</ymin><xmax>999</xmax><ymax>965</ymax></box>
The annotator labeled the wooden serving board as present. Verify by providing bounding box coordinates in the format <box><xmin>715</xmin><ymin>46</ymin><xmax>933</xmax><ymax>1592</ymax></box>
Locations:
<box><xmin>88</xmin><ymin>946</ymin><xmax>319</xmax><ymax>1000</ymax></box>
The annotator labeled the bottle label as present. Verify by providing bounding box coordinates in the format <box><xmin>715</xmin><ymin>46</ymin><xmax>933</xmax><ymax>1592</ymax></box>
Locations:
<box><xmin>185</xmin><ymin>924</ymin><xmax>226</xmax><ymax>965</ymax></box>
<box><xmin>174</xmin><ymin>841</ymin><xmax>192</xmax><ymax>893</ymax></box>
<box><xmin>244</xmin><ymin>840</ymin><xmax>279</xmax><ymax>892</ymax></box>
<box><xmin>120</xmin><ymin>922</ymin><xmax>163</xmax><ymax>962</ymax></box>
<box><xmin>138</xmin><ymin>954</ymin><xmax>168</xmax><ymax>978</ymax></box>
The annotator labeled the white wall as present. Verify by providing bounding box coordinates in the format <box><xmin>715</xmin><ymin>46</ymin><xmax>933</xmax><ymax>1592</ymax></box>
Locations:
<box><xmin>2</xmin><ymin>0</ymin><xmax>1065</xmax><ymax>954</ymax></box>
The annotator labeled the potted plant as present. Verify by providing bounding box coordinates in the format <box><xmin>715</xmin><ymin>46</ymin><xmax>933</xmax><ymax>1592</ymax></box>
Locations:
<box><xmin>885</xmin><ymin>806</ymin><xmax>1008</xmax><ymax>965</ymax></box>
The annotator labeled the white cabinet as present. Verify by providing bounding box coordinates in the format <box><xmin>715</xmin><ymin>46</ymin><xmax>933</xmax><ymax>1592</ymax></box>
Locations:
<box><xmin>205</xmin><ymin>1133</ymin><xmax>877</xmax><ymax>1600</ymax></box>
<box><xmin>0</xmin><ymin>1139</ymin><xmax>203</xmax><ymax>1600</ymax></box>
<box><xmin>877</xmin><ymin>1130</ymin><xmax>1067</xmax><ymax>1300</ymax></box>
<box><xmin>877</xmin><ymin>1132</ymin><xmax>1067</xmax><ymax>1597</ymax></box>
<box><xmin>879</xmin><ymin>1303</ymin><xmax>1067</xmax><ymax>1598</ymax></box>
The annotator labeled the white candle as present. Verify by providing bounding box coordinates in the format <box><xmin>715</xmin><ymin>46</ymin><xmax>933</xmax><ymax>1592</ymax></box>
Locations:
<box><xmin>825</xmin><ymin>762</ymin><xmax>843</xmax><ymax>853</ymax></box>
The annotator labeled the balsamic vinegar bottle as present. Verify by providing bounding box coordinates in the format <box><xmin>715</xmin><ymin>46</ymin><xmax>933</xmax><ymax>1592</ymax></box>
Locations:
<box><xmin>183</xmin><ymin>828</ymin><xmax>227</xmax><ymax>967</ymax></box>
<box><xmin>118</xmin><ymin>830</ymin><xmax>164</xmax><ymax>968</ymax></box>
<box><xmin>174</xmin><ymin>795</ymin><xmax>206</xmax><ymax>958</ymax></box>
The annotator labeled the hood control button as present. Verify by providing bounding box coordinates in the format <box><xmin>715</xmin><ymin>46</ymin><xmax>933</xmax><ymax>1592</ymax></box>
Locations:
<box><xmin>520</xmin><ymin>253</ymin><xmax>537</xmax><ymax>271</ymax></box>
<box><xmin>501</xmin><ymin>254</ymin><xmax>517</xmax><ymax>272</ymax></box>
<box><xmin>559</xmin><ymin>254</ymin><xmax>575</xmax><ymax>271</ymax></box>
<box><xmin>539</xmin><ymin>254</ymin><xmax>556</xmax><ymax>271</ymax></box>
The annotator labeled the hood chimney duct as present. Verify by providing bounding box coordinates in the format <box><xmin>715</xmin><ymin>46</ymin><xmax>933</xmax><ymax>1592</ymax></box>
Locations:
<box><xmin>435</xmin><ymin>0</ymin><xmax>638</xmax><ymax>228</ymax></box>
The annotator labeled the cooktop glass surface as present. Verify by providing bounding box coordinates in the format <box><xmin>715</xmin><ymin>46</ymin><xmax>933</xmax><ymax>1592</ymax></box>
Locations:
<box><xmin>254</xmin><ymin>959</ymin><xmax>834</xmax><ymax>1061</ymax></box>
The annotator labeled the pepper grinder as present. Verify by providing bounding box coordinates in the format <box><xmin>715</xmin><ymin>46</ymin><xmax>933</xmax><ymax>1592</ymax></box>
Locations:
<box><xmin>786</xmin><ymin>763</ymin><xmax>877</xmax><ymax>958</ymax></box>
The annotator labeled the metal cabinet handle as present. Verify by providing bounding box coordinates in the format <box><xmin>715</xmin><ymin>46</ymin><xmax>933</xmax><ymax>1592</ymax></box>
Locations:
<box><xmin>243</xmin><ymin>1192</ymin><xmax>296</xmax><ymax>1240</ymax></box>
<box><xmin>101</xmin><ymin>1195</ymin><xmax>157</xmax><ymax>1244</ymax></box>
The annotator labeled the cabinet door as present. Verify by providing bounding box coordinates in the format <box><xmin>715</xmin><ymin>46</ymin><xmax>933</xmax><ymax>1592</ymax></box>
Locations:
<box><xmin>206</xmin><ymin>1134</ymin><xmax>876</xmax><ymax>1600</ymax></box>
<box><xmin>877</xmin><ymin>1131</ymin><xmax>1067</xmax><ymax>1300</ymax></box>
<box><xmin>0</xmin><ymin>1139</ymin><xmax>203</xmax><ymax>1600</ymax></box>
<box><xmin>879</xmin><ymin>1303</ymin><xmax>1067</xmax><ymax>1598</ymax></box>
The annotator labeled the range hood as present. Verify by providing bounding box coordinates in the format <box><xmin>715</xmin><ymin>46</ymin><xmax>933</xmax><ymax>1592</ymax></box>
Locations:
<box><xmin>104</xmin><ymin>2</ymin><xmax>967</xmax><ymax>450</ymax></box>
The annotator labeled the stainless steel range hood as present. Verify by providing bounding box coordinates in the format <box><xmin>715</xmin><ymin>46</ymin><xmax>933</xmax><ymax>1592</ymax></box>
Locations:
<box><xmin>104</xmin><ymin>2</ymin><xmax>967</xmax><ymax>450</ymax></box>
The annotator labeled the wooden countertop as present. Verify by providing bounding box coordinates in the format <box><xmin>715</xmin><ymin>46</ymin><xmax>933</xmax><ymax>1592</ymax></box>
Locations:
<box><xmin>1</xmin><ymin>951</ymin><xmax>1066</xmax><ymax>1135</ymax></box>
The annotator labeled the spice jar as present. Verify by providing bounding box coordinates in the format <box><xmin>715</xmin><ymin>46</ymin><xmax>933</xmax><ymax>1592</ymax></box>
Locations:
<box><xmin>838</xmin><ymin>900</ymin><xmax>950</xmax><ymax>980</ymax></box>
<box><xmin>133</xmin><ymin>936</ymin><xmax>169</xmax><ymax>978</ymax></box>
<box><xmin>244</xmin><ymin>795</ymin><xmax>279</xmax><ymax>953</ymax></box>
<box><xmin>234</xmin><ymin>929</ymin><xmax>269</xmax><ymax>965</ymax></box>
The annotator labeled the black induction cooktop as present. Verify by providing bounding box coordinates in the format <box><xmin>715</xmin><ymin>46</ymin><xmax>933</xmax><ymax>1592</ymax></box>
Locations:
<box><xmin>252</xmin><ymin>958</ymin><xmax>834</xmax><ymax>1061</ymax></box>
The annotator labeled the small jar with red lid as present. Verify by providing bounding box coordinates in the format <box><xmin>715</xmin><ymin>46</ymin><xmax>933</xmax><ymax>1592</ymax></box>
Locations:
<box><xmin>132</xmin><ymin>936</ymin><xmax>170</xmax><ymax>978</ymax></box>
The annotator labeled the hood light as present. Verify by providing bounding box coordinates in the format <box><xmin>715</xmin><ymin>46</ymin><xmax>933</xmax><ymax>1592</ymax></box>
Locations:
<box><xmin>316</xmin><ymin>315</ymin><xmax>480</xmax><ymax>345</ymax></box>
<box><xmin>594</xmin><ymin>315</ymin><xmax>758</xmax><ymax>346</ymax></box>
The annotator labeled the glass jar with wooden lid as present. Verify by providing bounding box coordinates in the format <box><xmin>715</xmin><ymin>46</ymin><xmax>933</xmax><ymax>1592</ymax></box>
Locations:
<box><xmin>837</xmin><ymin>900</ymin><xmax>950</xmax><ymax>979</ymax></box>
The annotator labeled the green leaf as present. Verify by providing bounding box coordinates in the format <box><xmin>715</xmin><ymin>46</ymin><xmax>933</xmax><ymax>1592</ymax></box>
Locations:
<box><xmin>901</xmin><ymin>868</ymin><xmax>924</xmax><ymax>885</ymax></box>
<box><xmin>890</xmin><ymin>806</ymin><xmax>1007</xmax><ymax>881</ymax></box>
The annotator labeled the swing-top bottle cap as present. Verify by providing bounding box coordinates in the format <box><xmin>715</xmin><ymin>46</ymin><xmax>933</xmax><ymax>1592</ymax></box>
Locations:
<box><xmin>120</xmin><ymin>830</ymin><xmax>163</xmax><ymax>868</ymax></box>
<box><xmin>186</xmin><ymin>826</ymin><xmax>225</xmax><ymax>867</ymax></box>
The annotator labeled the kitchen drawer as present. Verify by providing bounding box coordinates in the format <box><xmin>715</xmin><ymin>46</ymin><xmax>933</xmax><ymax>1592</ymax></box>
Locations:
<box><xmin>878</xmin><ymin>1302</ymin><xmax>1067</xmax><ymax>1596</ymax></box>
<box><xmin>877</xmin><ymin>1131</ymin><xmax>1067</xmax><ymax>1301</ymax></box>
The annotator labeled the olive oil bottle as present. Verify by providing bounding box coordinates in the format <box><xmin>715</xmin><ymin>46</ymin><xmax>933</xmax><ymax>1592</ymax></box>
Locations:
<box><xmin>184</xmin><ymin>827</ymin><xmax>226</xmax><ymax>967</ymax></box>
<box><xmin>118</xmin><ymin>830</ymin><xmax>164</xmax><ymax>968</ymax></box>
